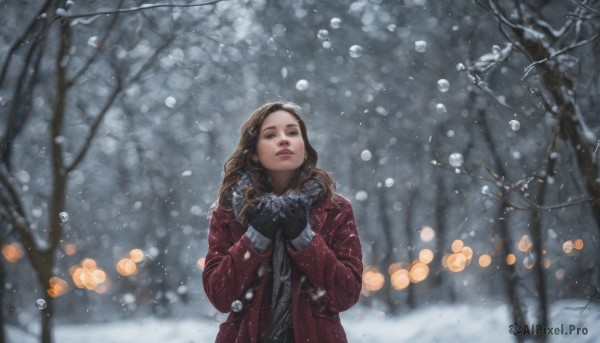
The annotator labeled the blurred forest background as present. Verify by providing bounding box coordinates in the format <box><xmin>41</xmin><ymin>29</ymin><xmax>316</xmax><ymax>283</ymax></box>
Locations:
<box><xmin>0</xmin><ymin>0</ymin><xmax>599</xmax><ymax>342</ymax></box>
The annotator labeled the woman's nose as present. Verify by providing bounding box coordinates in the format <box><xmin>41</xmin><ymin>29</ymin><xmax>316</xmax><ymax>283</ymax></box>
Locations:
<box><xmin>278</xmin><ymin>135</ymin><xmax>289</xmax><ymax>146</ymax></box>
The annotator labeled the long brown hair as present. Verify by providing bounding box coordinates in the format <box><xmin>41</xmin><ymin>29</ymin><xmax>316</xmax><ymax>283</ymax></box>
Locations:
<box><xmin>216</xmin><ymin>102</ymin><xmax>336</xmax><ymax>224</ymax></box>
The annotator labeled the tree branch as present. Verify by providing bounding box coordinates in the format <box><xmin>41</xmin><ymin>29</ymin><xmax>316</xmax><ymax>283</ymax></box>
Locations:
<box><xmin>0</xmin><ymin>164</ymin><xmax>42</xmax><ymax>257</ymax></box>
<box><xmin>54</xmin><ymin>0</ymin><xmax>228</xmax><ymax>21</ymax></box>
<box><xmin>486</xmin><ymin>0</ymin><xmax>520</xmax><ymax>29</ymax></box>
<box><xmin>65</xmin><ymin>76</ymin><xmax>122</xmax><ymax>174</ymax></box>
<box><xmin>572</xmin><ymin>0</ymin><xmax>600</xmax><ymax>15</ymax></box>
<box><xmin>540</xmin><ymin>197</ymin><xmax>593</xmax><ymax>210</ymax></box>
<box><xmin>128</xmin><ymin>35</ymin><xmax>177</xmax><ymax>84</ymax></box>
<box><xmin>66</xmin><ymin>33</ymin><xmax>175</xmax><ymax>173</ymax></box>
<box><xmin>66</xmin><ymin>0</ymin><xmax>124</xmax><ymax>88</ymax></box>
<box><xmin>0</xmin><ymin>1</ymin><xmax>51</xmax><ymax>86</ymax></box>
<box><xmin>0</xmin><ymin>165</ymin><xmax>29</xmax><ymax>221</ymax></box>
<box><xmin>522</xmin><ymin>33</ymin><xmax>600</xmax><ymax>80</ymax></box>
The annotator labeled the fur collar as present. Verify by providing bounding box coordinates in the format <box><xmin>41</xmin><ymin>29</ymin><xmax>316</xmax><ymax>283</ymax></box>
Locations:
<box><xmin>229</xmin><ymin>172</ymin><xmax>324</xmax><ymax>223</ymax></box>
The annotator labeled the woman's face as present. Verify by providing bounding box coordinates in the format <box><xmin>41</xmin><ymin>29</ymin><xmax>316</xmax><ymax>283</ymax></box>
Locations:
<box><xmin>252</xmin><ymin>110</ymin><xmax>306</xmax><ymax>178</ymax></box>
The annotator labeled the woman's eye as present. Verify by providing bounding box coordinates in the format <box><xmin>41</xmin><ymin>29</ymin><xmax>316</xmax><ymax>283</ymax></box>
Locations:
<box><xmin>264</xmin><ymin>133</ymin><xmax>275</xmax><ymax>139</ymax></box>
<box><xmin>288</xmin><ymin>131</ymin><xmax>299</xmax><ymax>136</ymax></box>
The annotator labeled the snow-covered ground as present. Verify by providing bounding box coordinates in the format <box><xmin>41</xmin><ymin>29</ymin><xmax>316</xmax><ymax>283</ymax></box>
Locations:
<box><xmin>8</xmin><ymin>299</ymin><xmax>598</xmax><ymax>343</ymax></box>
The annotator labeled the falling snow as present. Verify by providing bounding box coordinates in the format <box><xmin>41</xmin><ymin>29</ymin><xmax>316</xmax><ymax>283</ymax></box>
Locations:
<box><xmin>2</xmin><ymin>2</ymin><xmax>597</xmax><ymax>342</ymax></box>
<box><xmin>448</xmin><ymin>153</ymin><xmax>464</xmax><ymax>167</ymax></box>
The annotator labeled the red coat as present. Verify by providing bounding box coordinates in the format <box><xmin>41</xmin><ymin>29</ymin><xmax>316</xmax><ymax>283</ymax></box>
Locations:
<box><xmin>203</xmin><ymin>194</ymin><xmax>363</xmax><ymax>342</ymax></box>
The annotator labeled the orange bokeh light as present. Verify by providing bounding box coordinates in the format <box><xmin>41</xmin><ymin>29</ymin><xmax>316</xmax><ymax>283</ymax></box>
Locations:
<box><xmin>478</xmin><ymin>254</ymin><xmax>492</xmax><ymax>268</ymax></box>
<box><xmin>447</xmin><ymin>253</ymin><xmax>466</xmax><ymax>272</ymax></box>
<box><xmin>116</xmin><ymin>258</ymin><xmax>137</xmax><ymax>277</ymax></box>
<box><xmin>129</xmin><ymin>249</ymin><xmax>145</xmax><ymax>263</ymax></box>
<box><xmin>409</xmin><ymin>262</ymin><xmax>429</xmax><ymax>283</ymax></box>
<box><xmin>388</xmin><ymin>262</ymin><xmax>403</xmax><ymax>276</ymax></box>
<box><xmin>506</xmin><ymin>253</ymin><xmax>516</xmax><ymax>265</ymax></box>
<box><xmin>573</xmin><ymin>239</ymin><xmax>584</xmax><ymax>250</ymax></box>
<box><xmin>362</xmin><ymin>267</ymin><xmax>385</xmax><ymax>292</ymax></box>
<box><xmin>391</xmin><ymin>269</ymin><xmax>410</xmax><ymax>290</ymax></box>
<box><xmin>2</xmin><ymin>243</ymin><xmax>24</xmax><ymax>263</ymax></box>
<box><xmin>517</xmin><ymin>235</ymin><xmax>532</xmax><ymax>252</ymax></box>
<box><xmin>71</xmin><ymin>258</ymin><xmax>110</xmax><ymax>292</ymax></box>
<box><xmin>461</xmin><ymin>246</ymin><xmax>473</xmax><ymax>265</ymax></box>
<box><xmin>451</xmin><ymin>240</ymin><xmax>464</xmax><ymax>254</ymax></box>
<box><xmin>95</xmin><ymin>281</ymin><xmax>110</xmax><ymax>294</ymax></box>
<box><xmin>47</xmin><ymin>276</ymin><xmax>69</xmax><ymax>298</ymax></box>
<box><xmin>93</xmin><ymin>269</ymin><xmax>107</xmax><ymax>283</ymax></box>
<box><xmin>418</xmin><ymin>249</ymin><xmax>434</xmax><ymax>264</ymax></box>
<box><xmin>63</xmin><ymin>243</ymin><xmax>77</xmax><ymax>256</ymax></box>
<box><xmin>197</xmin><ymin>257</ymin><xmax>206</xmax><ymax>271</ymax></box>
<box><xmin>81</xmin><ymin>258</ymin><xmax>97</xmax><ymax>270</ymax></box>
<box><xmin>441</xmin><ymin>253</ymin><xmax>449</xmax><ymax>268</ymax></box>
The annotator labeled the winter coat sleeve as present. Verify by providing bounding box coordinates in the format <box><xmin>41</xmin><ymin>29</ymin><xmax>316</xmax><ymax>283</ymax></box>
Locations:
<box><xmin>202</xmin><ymin>207</ymin><xmax>272</xmax><ymax>313</ymax></box>
<box><xmin>288</xmin><ymin>195</ymin><xmax>363</xmax><ymax>313</ymax></box>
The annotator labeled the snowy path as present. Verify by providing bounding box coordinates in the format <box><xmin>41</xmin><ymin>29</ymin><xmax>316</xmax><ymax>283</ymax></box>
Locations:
<box><xmin>8</xmin><ymin>299</ymin><xmax>598</xmax><ymax>343</ymax></box>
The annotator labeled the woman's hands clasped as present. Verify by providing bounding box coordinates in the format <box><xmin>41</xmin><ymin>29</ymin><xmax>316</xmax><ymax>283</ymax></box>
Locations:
<box><xmin>246</xmin><ymin>201</ymin><xmax>280</xmax><ymax>240</ymax></box>
<box><xmin>279</xmin><ymin>199</ymin><xmax>308</xmax><ymax>240</ymax></box>
<box><xmin>247</xmin><ymin>198</ymin><xmax>308</xmax><ymax>241</ymax></box>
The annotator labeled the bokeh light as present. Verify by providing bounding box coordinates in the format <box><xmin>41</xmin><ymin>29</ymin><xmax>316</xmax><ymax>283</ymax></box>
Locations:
<box><xmin>420</xmin><ymin>226</ymin><xmax>435</xmax><ymax>242</ymax></box>
<box><xmin>95</xmin><ymin>282</ymin><xmax>110</xmax><ymax>294</ymax></box>
<box><xmin>71</xmin><ymin>258</ymin><xmax>109</xmax><ymax>293</ymax></box>
<box><xmin>451</xmin><ymin>240</ymin><xmax>464</xmax><ymax>254</ymax></box>
<box><xmin>63</xmin><ymin>243</ymin><xmax>77</xmax><ymax>256</ymax></box>
<box><xmin>81</xmin><ymin>258</ymin><xmax>97</xmax><ymax>270</ymax></box>
<box><xmin>523</xmin><ymin>256</ymin><xmax>534</xmax><ymax>269</ymax></box>
<box><xmin>129</xmin><ymin>249</ymin><xmax>145</xmax><ymax>263</ymax></box>
<box><xmin>197</xmin><ymin>257</ymin><xmax>206</xmax><ymax>271</ymax></box>
<box><xmin>1</xmin><ymin>243</ymin><xmax>24</xmax><ymax>263</ymax></box>
<box><xmin>447</xmin><ymin>253</ymin><xmax>466</xmax><ymax>272</ymax></box>
<box><xmin>506</xmin><ymin>253</ymin><xmax>516</xmax><ymax>266</ymax></box>
<box><xmin>478</xmin><ymin>254</ymin><xmax>492</xmax><ymax>268</ymax></box>
<box><xmin>517</xmin><ymin>235</ymin><xmax>532</xmax><ymax>252</ymax></box>
<box><xmin>47</xmin><ymin>277</ymin><xmax>69</xmax><ymax>298</ymax></box>
<box><xmin>116</xmin><ymin>258</ymin><xmax>137</xmax><ymax>277</ymax></box>
<box><xmin>543</xmin><ymin>258</ymin><xmax>552</xmax><ymax>269</ymax></box>
<box><xmin>562</xmin><ymin>240</ymin><xmax>573</xmax><ymax>254</ymax></box>
<box><xmin>461</xmin><ymin>246</ymin><xmax>473</xmax><ymax>265</ymax></box>
<box><xmin>409</xmin><ymin>262</ymin><xmax>429</xmax><ymax>283</ymax></box>
<box><xmin>391</xmin><ymin>269</ymin><xmax>410</xmax><ymax>290</ymax></box>
<box><xmin>418</xmin><ymin>249</ymin><xmax>434</xmax><ymax>264</ymax></box>
<box><xmin>388</xmin><ymin>262</ymin><xmax>404</xmax><ymax>276</ymax></box>
<box><xmin>362</xmin><ymin>267</ymin><xmax>385</xmax><ymax>292</ymax></box>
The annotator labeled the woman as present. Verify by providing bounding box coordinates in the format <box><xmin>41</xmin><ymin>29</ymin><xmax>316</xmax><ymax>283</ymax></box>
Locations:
<box><xmin>203</xmin><ymin>102</ymin><xmax>363</xmax><ymax>342</ymax></box>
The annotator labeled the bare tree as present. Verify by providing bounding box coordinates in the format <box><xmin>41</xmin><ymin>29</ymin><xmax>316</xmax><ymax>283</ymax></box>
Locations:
<box><xmin>0</xmin><ymin>2</ymin><xmax>225</xmax><ymax>342</ymax></box>
<box><xmin>474</xmin><ymin>0</ymin><xmax>600</xmax><ymax>243</ymax></box>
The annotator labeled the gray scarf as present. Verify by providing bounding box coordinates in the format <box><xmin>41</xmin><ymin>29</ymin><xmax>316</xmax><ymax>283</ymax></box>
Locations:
<box><xmin>230</xmin><ymin>172</ymin><xmax>324</xmax><ymax>342</ymax></box>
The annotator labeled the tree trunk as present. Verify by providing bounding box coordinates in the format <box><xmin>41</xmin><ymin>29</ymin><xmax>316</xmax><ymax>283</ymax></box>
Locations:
<box><xmin>527</xmin><ymin>145</ymin><xmax>559</xmax><ymax>333</ymax></box>
<box><xmin>39</xmin><ymin>294</ymin><xmax>54</xmax><ymax>343</ymax></box>
<box><xmin>403</xmin><ymin>187</ymin><xmax>417</xmax><ymax>309</ymax></box>
<box><xmin>377</xmin><ymin>187</ymin><xmax>399</xmax><ymax>315</ymax></box>
<box><xmin>479</xmin><ymin>109</ymin><xmax>527</xmax><ymax>342</ymax></box>
<box><xmin>432</xmin><ymin>174</ymin><xmax>456</xmax><ymax>303</ymax></box>
<box><xmin>495</xmin><ymin>199</ymin><xmax>528</xmax><ymax>343</ymax></box>
<box><xmin>35</xmin><ymin>256</ymin><xmax>55</xmax><ymax>343</ymax></box>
